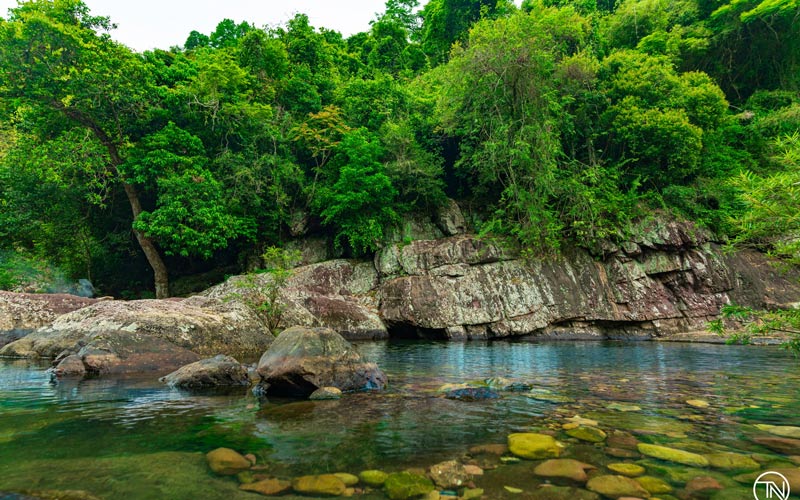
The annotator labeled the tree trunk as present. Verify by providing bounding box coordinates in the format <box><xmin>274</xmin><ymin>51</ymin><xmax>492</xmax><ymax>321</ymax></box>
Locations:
<box><xmin>55</xmin><ymin>102</ymin><xmax>171</xmax><ymax>298</ymax></box>
<box><xmin>123</xmin><ymin>183</ymin><xmax>170</xmax><ymax>299</ymax></box>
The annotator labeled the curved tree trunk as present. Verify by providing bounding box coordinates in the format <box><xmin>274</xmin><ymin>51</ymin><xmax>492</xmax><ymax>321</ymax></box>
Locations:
<box><xmin>122</xmin><ymin>183</ymin><xmax>170</xmax><ymax>299</ymax></box>
<box><xmin>55</xmin><ymin>102</ymin><xmax>171</xmax><ymax>298</ymax></box>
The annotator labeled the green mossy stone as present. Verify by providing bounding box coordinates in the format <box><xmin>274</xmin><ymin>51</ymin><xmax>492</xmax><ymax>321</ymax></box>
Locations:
<box><xmin>565</xmin><ymin>426</ymin><xmax>607</xmax><ymax>443</ymax></box>
<box><xmin>292</xmin><ymin>474</ymin><xmax>347</xmax><ymax>496</ymax></box>
<box><xmin>508</xmin><ymin>433</ymin><xmax>562</xmax><ymax>460</ymax></box>
<box><xmin>533</xmin><ymin>459</ymin><xmax>594</xmax><ymax>483</ymax></box>
<box><xmin>384</xmin><ymin>472</ymin><xmax>435</xmax><ymax>500</ymax></box>
<box><xmin>586</xmin><ymin>475</ymin><xmax>651</xmax><ymax>498</ymax></box>
<box><xmin>205</xmin><ymin>448</ymin><xmax>252</xmax><ymax>476</ymax></box>
<box><xmin>637</xmin><ymin>443</ymin><xmax>709</xmax><ymax>467</ymax></box>
<box><xmin>607</xmin><ymin>463</ymin><xmax>646</xmax><ymax>477</ymax></box>
<box><xmin>705</xmin><ymin>452</ymin><xmax>760</xmax><ymax>471</ymax></box>
<box><xmin>635</xmin><ymin>475</ymin><xmax>673</xmax><ymax>494</ymax></box>
<box><xmin>334</xmin><ymin>473</ymin><xmax>359</xmax><ymax>486</ymax></box>
<box><xmin>359</xmin><ymin>470</ymin><xmax>389</xmax><ymax>487</ymax></box>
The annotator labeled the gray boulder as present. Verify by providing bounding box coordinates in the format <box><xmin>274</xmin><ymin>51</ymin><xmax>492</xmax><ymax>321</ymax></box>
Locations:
<box><xmin>160</xmin><ymin>355</ymin><xmax>250</xmax><ymax>388</ymax></box>
<box><xmin>0</xmin><ymin>296</ymin><xmax>272</xmax><ymax>361</ymax></box>
<box><xmin>204</xmin><ymin>259</ymin><xmax>388</xmax><ymax>340</ymax></box>
<box><xmin>0</xmin><ymin>291</ymin><xmax>100</xmax><ymax>347</ymax></box>
<box><xmin>256</xmin><ymin>326</ymin><xmax>387</xmax><ymax>397</ymax></box>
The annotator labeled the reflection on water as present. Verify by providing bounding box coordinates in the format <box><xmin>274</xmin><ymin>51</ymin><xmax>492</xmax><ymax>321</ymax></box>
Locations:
<box><xmin>0</xmin><ymin>341</ymin><xmax>798</xmax><ymax>499</ymax></box>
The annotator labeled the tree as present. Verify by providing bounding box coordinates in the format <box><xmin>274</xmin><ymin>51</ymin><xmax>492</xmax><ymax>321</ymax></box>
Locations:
<box><xmin>210</xmin><ymin>18</ymin><xmax>252</xmax><ymax>49</ymax></box>
<box><xmin>0</xmin><ymin>1</ymin><xmax>256</xmax><ymax>297</ymax></box>
<box><xmin>184</xmin><ymin>30</ymin><xmax>210</xmax><ymax>50</ymax></box>
<box><xmin>419</xmin><ymin>0</ymin><xmax>515</xmax><ymax>64</ymax></box>
<box><xmin>436</xmin><ymin>7</ymin><xmax>591</xmax><ymax>252</ymax></box>
<box><xmin>314</xmin><ymin>128</ymin><xmax>398</xmax><ymax>254</ymax></box>
<box><xmin>0</xmin><ymin>0</ymin><xmax>175</xmax><ymax>297</ymax></box>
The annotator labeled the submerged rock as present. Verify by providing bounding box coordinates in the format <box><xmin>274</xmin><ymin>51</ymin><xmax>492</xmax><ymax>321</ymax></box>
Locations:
<box><xmin>159</xmin><ymin>355</ymin><xmax>249</xmax><ymax>389</ymax></box>
<box><xmin>205</xmin><ymin>448</ymin><xmax>252</xmax><ymax>476</ymax></box>
<box><xmin>383</xmin><ymin>472</ymin><xmax>434</xmax><ymax>500</ymax></box>
<box><xmin>292</xmin><ymin>474</ymin><xmax>347</xmax><ymax>496</ymax></box>
<box><xmin>607</xmin><ymin>463</ymin><xmax>646</xmax><ymax>477</ymax></box>
<box><xmin>534</xmin><ymin>459</ymin><xmax>595</xmax><ymax>483</ymax></box>
<box><xmin>310</xmin><ymin>387</ymin><xmax>343</xmax><ymax>400</ymax></box>
<box><xmin>704</xmin><ymin>452</ymin><xmax>759</xmax><ymax>471</ymax></box>
<box><xmin>428</xmin><ymin>460</ymin><xmax>472</xmax><ymax>489</ymax></box>
<box><xmin>586</xmin><ymin>475</ymin><xmax>651</xmax><ymax>498</ymax></box>
<box><xmin>508</xmin><ymin>433</ymin><xmax>563</xmax><ymax>460</ymax></box>
<box><xmin>565</xmin><ymin>426</ymin><xmax>607</xmax><ymax>443</ymax></box>
<box><xmin>333</xmin><ymin>473</ymin><xmax>359</xmax><ymax>487</ymax></box>
<box><xmin>635</xmin><ymin>476</ymin><xmax>673</xmax><ymax>494</ymax></box>
<box><xmin>444</xmin><ymin>387</ymin><xmax>501</xmax><ymax>401</ymax></box>
<box><xmin>753</xmin><ymin>436</ymin><xmax>800</xmax><ymax>455</ymax></box>
<box><xmin>637</xmin><ymin>443</ymin><xmax>709</xmax><ymax>467</ymax></box>
<box><xmin>528</xmin><ymin>486</ymin><xmax>600</xmax><ymax>500</ymax></box>
<box><xmin>256</xmin><ymin>326</ymin><xmax>387</xmax><ymax>397</ymax></box>
<box><xmin>239</xmin><ymin>478</ymin><xmax>292</xmax><ymax>496</ymax></box>
<box><xmin>359</xmin><ymin>470</ymin><xmax>389</xmax><ymax>487</ymax></box>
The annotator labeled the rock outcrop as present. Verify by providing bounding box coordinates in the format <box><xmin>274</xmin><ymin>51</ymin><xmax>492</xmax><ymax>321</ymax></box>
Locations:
<box><xmin>0</xmin><ymin>291</ymin><xmax>100</xmax><ymax>347</ymax></box>
<box><xmin>204</xmin><ymin>259</ymin><xmax>387</xmax><ymax>340</ymax></box>
<box><xmin>377</xmin><ymin>220</ymin><xmax>800</xmax><ymax>340</ymax></box>
<box><xmin>255</xmin><ymin>326</ymin><xmax>387</xmax><ymax>396</ymax></box>
<box><xmin>199</xmin><ymin>217</ymin><xmax>800</xmax><ymax>342</ymax></box>
<box><xmin>1</xmin><ymin>296</ymin><xmax>273</xmax><ymax>377</ymax></box>
<box><xmin>160</xmin><ymin>355</ymin><xmax>250</xmax><ymax>389</ymax></box>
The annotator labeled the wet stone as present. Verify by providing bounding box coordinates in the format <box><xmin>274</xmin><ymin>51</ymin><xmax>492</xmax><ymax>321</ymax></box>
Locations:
<box><xmin>240</xmin><ymin>478</ymin><xmax>292</xmax><ymax>496</ymax></box>
<box><xmin>566</xmin><ymin>426</ymin><xmax>607</xmax><ymax>443</ymax></box>
<box><xmin>508</xmin><ymin>433</ymin><xmax>562</xmax><ymax>460</ymax></box>
<box><xmin>533</xmin><ymin>459</ymin><xmax>595</xmax><ymax>483</ymax></box>
<box><xmin>608</xmin><ymin>463</ymin><xmax>646</xmax><ymax>477</ymax></box>
<box><xmin>205</xmin><ymin>448</ymin><xmax>252</xmax><ymax>476</ymax></box>
<box><xmin>586</xmin><ymin>475</ymin><xmax>651</xmax><ymax>498</ymax></box>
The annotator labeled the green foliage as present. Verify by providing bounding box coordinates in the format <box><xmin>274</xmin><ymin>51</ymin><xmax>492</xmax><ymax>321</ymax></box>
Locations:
<box><xmin>1</xmin><ymin>0</ymin><xmax>799</xmax><ymax>298</ymax></box>
<box><xmin>729</xmin><ymin>132</ymin><xmax>800</xmax><ymax>265</ymax></box>
<box><xmin>710</xmin><ymin>305</ymin><xmax>800</xmax><ymax>355</ymax></box>
<box><xmin>419</xmin><ymin>0</ymin><xmax>515</xmax><ymax>64</ymax></box>
<box><xmin>315</xmin><ymin>128</ymin><xmax>399</xmax><ymax>255</ymax></box>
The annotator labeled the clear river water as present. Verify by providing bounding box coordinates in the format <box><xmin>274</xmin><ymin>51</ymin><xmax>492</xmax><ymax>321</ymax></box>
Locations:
<box><xmin>1</xmin><ymin>340</ymin><xmax>799</xmax><ymax>499</ymax></box>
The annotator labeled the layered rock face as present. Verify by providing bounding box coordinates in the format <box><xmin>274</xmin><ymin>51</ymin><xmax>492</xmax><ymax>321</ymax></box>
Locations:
<box><xmin>200</xmin><ymin>216</ymin><xmax>800</xmax><ymax>342</ymax></box>
<box><xmin>378</xmin><ymin>223</ymin><xmax>800</xmax><ymax>340</ymax></box>
<box><xmin>204</xmin><ymin>259</ymin><xmax>387</xmax><ymax>340</ymax></box>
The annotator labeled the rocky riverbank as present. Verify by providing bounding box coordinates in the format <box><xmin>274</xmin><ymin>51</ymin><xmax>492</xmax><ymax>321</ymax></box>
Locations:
<box><xmin>2</xmin><ymin>215</ymin><xmax>799</xmax><ymax>378</ymax></box>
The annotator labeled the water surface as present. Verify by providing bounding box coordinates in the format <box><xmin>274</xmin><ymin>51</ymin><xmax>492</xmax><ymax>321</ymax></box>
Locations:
<box><xmin>1</xmin><ymin>341</ymin><xmax>798</xmax><ymax>499</ymax></box>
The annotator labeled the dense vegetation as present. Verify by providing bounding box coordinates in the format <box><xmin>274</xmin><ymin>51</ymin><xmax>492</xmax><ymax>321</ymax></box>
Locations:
<box><xmin>0</xmin><ymin>0</ymin><xmax>797</xmax><ymax>298</ymax></box>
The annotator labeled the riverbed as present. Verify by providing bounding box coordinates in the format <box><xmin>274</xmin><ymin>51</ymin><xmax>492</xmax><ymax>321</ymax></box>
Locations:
<box><xmin>1</xmin><ymin>340</ymin><xmax>798</xmax><ymax>499</ymax></box>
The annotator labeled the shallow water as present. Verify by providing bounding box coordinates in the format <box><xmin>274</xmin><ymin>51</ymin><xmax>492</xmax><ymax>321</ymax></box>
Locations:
<box><xmin>1</xmin><ymin>340</ymin><xmax>799</xmax><ymax>499</ymax></box>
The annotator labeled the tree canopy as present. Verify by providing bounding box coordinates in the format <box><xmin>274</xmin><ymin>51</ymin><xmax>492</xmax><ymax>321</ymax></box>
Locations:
<box><xmin>0</xmin><ymin>0</ymin><xmax>798</xmax><ymax>298</ymax></box>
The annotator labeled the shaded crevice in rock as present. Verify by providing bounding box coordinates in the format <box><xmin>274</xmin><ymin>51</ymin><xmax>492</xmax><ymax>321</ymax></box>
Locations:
<box><xmin>386</xmin><ymin>322</ymin><xmax>448</xmax><ymax>340</ymax></box>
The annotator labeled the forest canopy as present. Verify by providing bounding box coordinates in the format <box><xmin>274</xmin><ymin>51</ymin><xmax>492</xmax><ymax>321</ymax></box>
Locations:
<box><xmin>0</xmin><ymin>0</ymin><xmax>797</xmax><ymax>297</ymax></box>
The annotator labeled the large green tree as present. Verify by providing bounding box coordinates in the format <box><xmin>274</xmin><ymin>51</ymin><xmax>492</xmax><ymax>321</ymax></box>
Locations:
<box><xmin>0</xmin><ymin>1</ymin><xmax>248</xmax><ymax>297</ymax></box>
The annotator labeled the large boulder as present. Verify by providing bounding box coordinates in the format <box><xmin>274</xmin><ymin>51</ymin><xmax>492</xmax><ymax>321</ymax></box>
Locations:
<box><xmin>256</xmin><ymin>326</ymin><xmax>387</xmax><ymax>397</ymax></box>
<box><xmin>49</xmin><ymin>333</ymin><xmax>201</xmax><ymax>376</ymax></box>
<box><xmin>0</xmin><ymin>291</ymin><xmax>100</xmax><ymax>347</ymax></box>
<box><xmin>159</xmin><ymin>355</ymin><xmax>250</xmax><ymax>389</ymax></box>
<box><xmin>204</xmin><ymin>259</ymin><xmax>388</xmax><ymax>340</ymax></box>
<box><xmin>0</xmin><ymin>296</ymin><xmax>272</xmax><ymax>361</ymax></box>
<box><xmin>2</xmin><ymin>297</ymin><xmax>272</xmax><ymax>378</ymax></box>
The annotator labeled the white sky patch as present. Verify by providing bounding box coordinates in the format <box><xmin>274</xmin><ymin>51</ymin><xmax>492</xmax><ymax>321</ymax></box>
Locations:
<box><xmin>0</xmin><ymin>0</ymin><xmax>392</xmax><ymax>52</ymax></box>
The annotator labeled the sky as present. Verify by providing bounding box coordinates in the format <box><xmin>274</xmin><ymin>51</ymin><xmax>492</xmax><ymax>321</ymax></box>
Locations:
<box><xmin>0</xmin><ymin>0</ymin><xmax>396</xmax><ymax>52</ymax></box>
